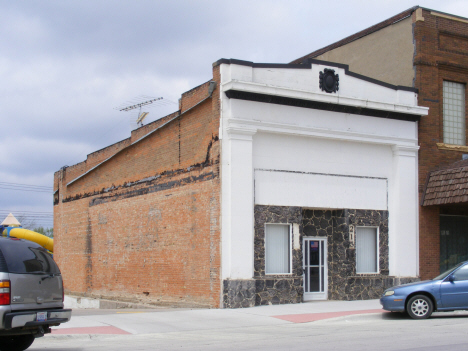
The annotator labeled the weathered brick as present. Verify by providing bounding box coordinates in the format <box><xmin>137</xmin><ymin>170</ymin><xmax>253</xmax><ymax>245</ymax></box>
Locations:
<box><xmin>54</xmin><ymin>66</ymin><xmax>222</xmax><ymax>308</ymax></box>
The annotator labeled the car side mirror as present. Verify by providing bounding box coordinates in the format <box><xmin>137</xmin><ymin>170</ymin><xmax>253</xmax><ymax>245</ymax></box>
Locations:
<box><xmin>448</xmin><ymin>274</ymin><xmax>455</xmax><ymax>282</ymax></box>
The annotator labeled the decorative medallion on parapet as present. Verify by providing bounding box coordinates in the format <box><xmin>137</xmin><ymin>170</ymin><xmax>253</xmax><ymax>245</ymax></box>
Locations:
<box><xmin>319</xmin><ymin>68</ymin><xmax>339</xmax><ymax>93</ymax></box>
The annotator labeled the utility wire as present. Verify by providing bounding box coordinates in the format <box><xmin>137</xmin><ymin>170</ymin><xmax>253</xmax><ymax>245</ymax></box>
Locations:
<box><xmin>0</xmin><ymin>182</ymin><xmax>52</xmax><ymax>194</ymax></box>
<box><xmin>0</xmin><ymin>181</ymin><xmax>52</xmax><ymax>190</ymax></box>
<box><xmin>0</xmin><ymin>186</ymin><xmax>52</xmax><ymax>194</ymax></box>
<box><xmin>0</xmin><ymin>210</ymin><xmax>53</xmax><ymax>221</ymax></box>
<box><xmin>0</xmin><ymin>209</ymin><xmax>52</xmax><ymax>214</ymax></box>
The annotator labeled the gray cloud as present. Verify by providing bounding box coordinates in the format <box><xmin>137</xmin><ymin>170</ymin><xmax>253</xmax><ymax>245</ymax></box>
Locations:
<box><xmin>1</xmin><ymin>0</ymin><xmax>466</xmax><ymax>225</ymax></box>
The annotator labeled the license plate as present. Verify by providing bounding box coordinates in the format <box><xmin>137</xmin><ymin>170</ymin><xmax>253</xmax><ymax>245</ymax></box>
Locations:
<box><xmin>37</xmin><ymin>312</ymin><xmax>47</xmax><ymax>322</ymax></box>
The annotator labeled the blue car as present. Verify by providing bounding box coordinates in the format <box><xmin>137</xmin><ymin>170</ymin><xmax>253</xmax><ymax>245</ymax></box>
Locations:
<box><xmin>380</xmin><ymin>261</ymin><xmax>468</xmax><ymax>319</ymax></box>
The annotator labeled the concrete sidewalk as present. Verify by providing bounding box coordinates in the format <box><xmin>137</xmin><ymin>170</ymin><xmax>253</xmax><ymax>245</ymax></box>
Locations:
<box><xmin>51</xmin><ymin>299</ymin><xmax>384</xmax><ymax>336</ymax></box>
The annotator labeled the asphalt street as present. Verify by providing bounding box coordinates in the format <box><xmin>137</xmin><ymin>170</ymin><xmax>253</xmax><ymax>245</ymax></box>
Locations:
<box><xmin>29</xmin><ymin>299</ymin><xmax>468</xmax><ymax>351</ymax></box>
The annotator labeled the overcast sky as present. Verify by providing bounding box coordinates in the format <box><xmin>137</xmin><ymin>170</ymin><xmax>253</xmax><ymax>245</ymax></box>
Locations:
<box><xmin>1</xmin><ymin>0</ymin><xmax>466</xmax><ymax>228</ymax></box>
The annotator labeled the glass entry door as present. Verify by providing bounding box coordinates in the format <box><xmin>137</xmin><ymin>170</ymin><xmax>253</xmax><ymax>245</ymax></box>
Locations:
<box><xmin>303</xmin><ymin>237</ymin><xmax>327</xmax><ymax>301</ymax></box>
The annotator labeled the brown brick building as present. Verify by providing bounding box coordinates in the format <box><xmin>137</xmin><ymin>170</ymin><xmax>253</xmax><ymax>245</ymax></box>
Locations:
<box><xmin>54</xmin><ymin>75</ymin><xmax>223</xmax><ymax>308</ymax></box>
<box><xmin>292</xmin><ymin>6</ymin><xmax>468</xmax><ymax>280</ymax></box>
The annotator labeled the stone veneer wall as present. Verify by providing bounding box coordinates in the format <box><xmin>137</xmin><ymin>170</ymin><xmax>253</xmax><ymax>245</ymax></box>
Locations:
<box><xmin>223</xmin><ymin>206</ymin><xmax>303</xmax><ymax>308</ymax></box>
<box><xmin>223</xmin><ymin>206</ymin><xmax>418</xmax><ymax>308</ymax></box>
<box><xmin>253</xmin><ymin>206</ymin><xmax>303</xmax><ymax>306</ymax></box>
<box><xmin>303</xmin><ymin>209</ymin><xmax>391</xmax><ymax>300</ymax></box>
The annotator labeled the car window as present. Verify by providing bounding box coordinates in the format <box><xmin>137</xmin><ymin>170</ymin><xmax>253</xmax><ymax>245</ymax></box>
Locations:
<box><xmin>0</xmin><ymin>239</ymin><xmax>60</xmax><ymax>274</ymax></box>
<box><xmin>433</xmin><ymin>262</ymin><xmax>465</xmax><ymax>280</ymax></box>
<box><xmin>453</xmin><ymin>265</ymin><xmax>468</xmax><ymax>281</ymax></box>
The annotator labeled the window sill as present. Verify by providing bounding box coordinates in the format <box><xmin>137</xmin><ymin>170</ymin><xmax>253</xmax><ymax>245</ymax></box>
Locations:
<box><xmin>436</xmin><ymin>143</ymin><xmax>468</xmax><ymax>152</ymax></box>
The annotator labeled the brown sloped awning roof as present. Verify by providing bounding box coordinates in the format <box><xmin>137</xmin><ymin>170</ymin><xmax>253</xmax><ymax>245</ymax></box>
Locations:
<box><xmin>422</xmin><ymin>159</ymin><xmax>468</xmax><ymax>206</ymax></box>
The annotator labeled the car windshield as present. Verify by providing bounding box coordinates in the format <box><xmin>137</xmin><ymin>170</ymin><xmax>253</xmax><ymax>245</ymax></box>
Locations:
<box><xmin>433</xmin><ymin>262</ymin><xmax>465</xmax><ymax>280</ymax></box>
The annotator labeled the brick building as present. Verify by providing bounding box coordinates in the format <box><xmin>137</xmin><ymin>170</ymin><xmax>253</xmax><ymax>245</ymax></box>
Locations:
<box><xmin>291</xmin><ymin>6</ymin><xmax>468</xmax><ymax>280</ymax></box>
<box><xmin>54</xmin><ymin>55</ymin><xmax>428</xmax><ymax>307</ymax></box>
<box><xmin>54</xmin><ymin>76</ymin><xmax>223</xmax><ymax>308</ymax></box>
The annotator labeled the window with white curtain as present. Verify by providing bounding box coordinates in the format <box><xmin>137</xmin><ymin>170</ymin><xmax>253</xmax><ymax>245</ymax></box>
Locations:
<box><xmin>356</xmin><ymin>227</ymin><xmax>378</xmax><ymax>274</ymax></box>
<box><xmin>443</xmin><ymin>81</ymin><xmax>466</xmax><ymax>145</ymax></box>
<box><xmin>265</xmin><ymin>224</ymin><xmax>291</xmax><ymax>274</ymax></box>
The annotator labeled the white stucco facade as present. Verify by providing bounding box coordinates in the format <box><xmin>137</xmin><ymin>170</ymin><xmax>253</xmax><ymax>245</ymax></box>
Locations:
<box><xmin>218</xmin><ymin>59</ymin><xmax>428</xmax><ymax>302</ymax></box>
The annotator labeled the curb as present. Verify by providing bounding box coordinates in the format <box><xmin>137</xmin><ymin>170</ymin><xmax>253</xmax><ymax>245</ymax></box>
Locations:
<box><xmin>64</xmin><ymin>295</ymin><xmax>167</xmax><ymax>310</ymax></box>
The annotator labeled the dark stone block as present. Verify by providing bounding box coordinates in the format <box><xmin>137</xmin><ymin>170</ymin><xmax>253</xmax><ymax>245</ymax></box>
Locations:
<box><xmin>356</xmin><ymin>209</ymin><xmax>366</xmax><ymax>218</ymax></box>
<box><xmin>269</xmin><ymin>206</ymin><xmax>282</xmax><ymax>215</ymax></box>
<box><xmin>223</xmin><ymin>279</ymin><xmax>256</xmax><ymax>308</ymax></box>
<box><xmin>320</xmin><ymin>218</ymin><xmax>330</xmax><ymax>229</ymax></box>
<box><xmin>335</xmin><ymin>210</ymin><xmax>345</xmax><ymax>218</ymax></box>
<box><xmin>303</xmin><ymin>225</ymin><xmax>316</xmax><ymax>236</ymax></box>
<box><xmin>313</xmin><ymin>217</ymin><xmax>321</xmax><ymax>227</ymax></box>
<box><xmin>318</xmin><ymin>229</ymin><xmax>327</xmax><ymax>236</ymax></box>
<box><xmin>275</xmin><ymin>279</ymin><xmax>289</xmax><ymax>290</ymax></box>
<box><xmin>335</xmin><ymin>217</ymin><xmax>346</xmax><ymax>225</ymax></box>
<box><xmin>256</xmin><ymin>279</ymin><xmax>265</xmax><ymax>291</ymax></box>
<box><xmin>241</xmin><ymin>299</ymin><xmax>251</xmax><ymax>308</ymax></box>
<box><xmin>346</xmin><ymin>248</ymin><xmax>355</xmax><ymax>260</ymax></box>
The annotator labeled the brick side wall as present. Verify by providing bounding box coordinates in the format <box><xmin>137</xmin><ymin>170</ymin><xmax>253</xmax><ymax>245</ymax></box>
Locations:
<box><xmin>54</xmin><ymin>66</ymin><xmax>222</xmax><ymax>308</ymax></box>
<box><xmin>85</xmin><ymin>139</ymin><xmax>132</xmax><ymax>173</ymax></box>
<box><xmin>53</xmin><ymin>111</ymin><xmax>180</xmax><ymax>193</ymax></box>
<box><xmin>414</xmin><ymin>9</ymin><xmax>468</xmax><ymax>279</ymax></box>
<box><xmin>180</xmin><ymin>81</ymin><xmax>212</xmax><ymax>113</ymax></box>
<box><xmin>130</xmin><ymin>111</ymin><xmax>180</xmax><ymax>144</ymax></box>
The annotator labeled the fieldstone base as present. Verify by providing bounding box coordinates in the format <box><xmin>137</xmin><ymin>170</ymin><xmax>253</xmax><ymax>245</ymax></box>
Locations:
<box><xmin>255</xmin><ymin>278</ymin><xmax>303</xmax><ymax>306</ymax></box>
<box><xmin>223</xmin><ymin>279</ymin><xmax>256</xmax><ymax>308</ymax></box>
<box><xmin>223</xmin><ymin>278</ymin><xmax>303</xmax><ymax>308</ymax></box>
<box><xmin>336</xmin><ymin>276</ymin><xmax>419</xmax><ymax>300</ymax></box>
<box><xmin>223</xmin><ymin>276</ymin><xmax>419</xmax><ymax>308</ymax></box>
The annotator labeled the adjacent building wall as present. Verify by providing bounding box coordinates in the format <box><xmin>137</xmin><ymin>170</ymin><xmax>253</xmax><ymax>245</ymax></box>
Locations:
<box><xmin>413</xmin><ymin>9</ymin><xmax>468</xmax><ymax>279</ymax></box>
<box><xmin>54</xmin><ymin>68</ymin><xmax>222</xmax><ymax>308</ymax></box>
<box><xmin>309</xmin><ymin>17</ymin><xmax>415</xmax><ymax>87</ymax></box>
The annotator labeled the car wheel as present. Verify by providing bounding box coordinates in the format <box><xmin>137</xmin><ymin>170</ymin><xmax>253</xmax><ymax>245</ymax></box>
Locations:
<box><xmin>406</xmin><ymin>295</ymin><xmax>433</xmax><ymax>319</ymax></box>
<box><xmin>0</xmin><ymin>334</ymin><xmax>35</xmax><ymax>351</ymax></box>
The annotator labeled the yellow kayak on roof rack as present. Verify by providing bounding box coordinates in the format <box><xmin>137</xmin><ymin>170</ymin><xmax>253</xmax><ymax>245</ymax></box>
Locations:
<box><xmin>2</xmin><ymin>227</ymin><xmax>54</xmax><ymax>253</ymax></box>
<box><xmin>0</xmin><ymin>213</ymin><xmax>54</xmax><ymax>253</ymax></box>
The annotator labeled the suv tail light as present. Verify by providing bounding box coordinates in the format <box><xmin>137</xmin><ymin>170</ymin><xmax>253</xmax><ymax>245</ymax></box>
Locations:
<box><xmin>0</xmin><ymin>280</ymin><xmax>10</xmax><ymax>305</ymax></box>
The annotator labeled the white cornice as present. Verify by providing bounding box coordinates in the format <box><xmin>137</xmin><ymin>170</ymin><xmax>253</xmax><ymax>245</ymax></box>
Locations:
<box><xmin>392</xmin><ymin>145</ymin><xmax>420</xmax><ymax>156</ymax></box>
<box><xmin>226</xmin><ymin>118</ymin><xmax>418</xmax><ymax>147</ymax></box>
<box><xmin>222</xmin><ymin>80</ymin><xmax>429</xmax><ymax>116</ymax></box>
<box><xmin>225</xmin><ymin>127</ymin><xmax>257</xmax><ymax>141</ymax></box>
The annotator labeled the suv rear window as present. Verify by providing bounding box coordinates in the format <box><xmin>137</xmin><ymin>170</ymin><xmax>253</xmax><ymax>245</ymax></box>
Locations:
<box><xmin>0</xmin><ymin>238</ymin><xmax>60</xmax><ymax>274</ymax></box>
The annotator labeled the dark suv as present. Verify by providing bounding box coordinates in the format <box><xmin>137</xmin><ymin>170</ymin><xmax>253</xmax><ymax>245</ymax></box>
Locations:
<box><xmin>0</xmin><ymin>237</ymin><xmax>71</xmax><ymax>351</ymax></box>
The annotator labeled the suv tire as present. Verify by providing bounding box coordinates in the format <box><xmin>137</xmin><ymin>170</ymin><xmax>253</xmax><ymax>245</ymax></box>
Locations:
<box><xmin>0</xmin><ymin>334</ymin><xmax>35</xmax><ymax>351</ymax></box>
